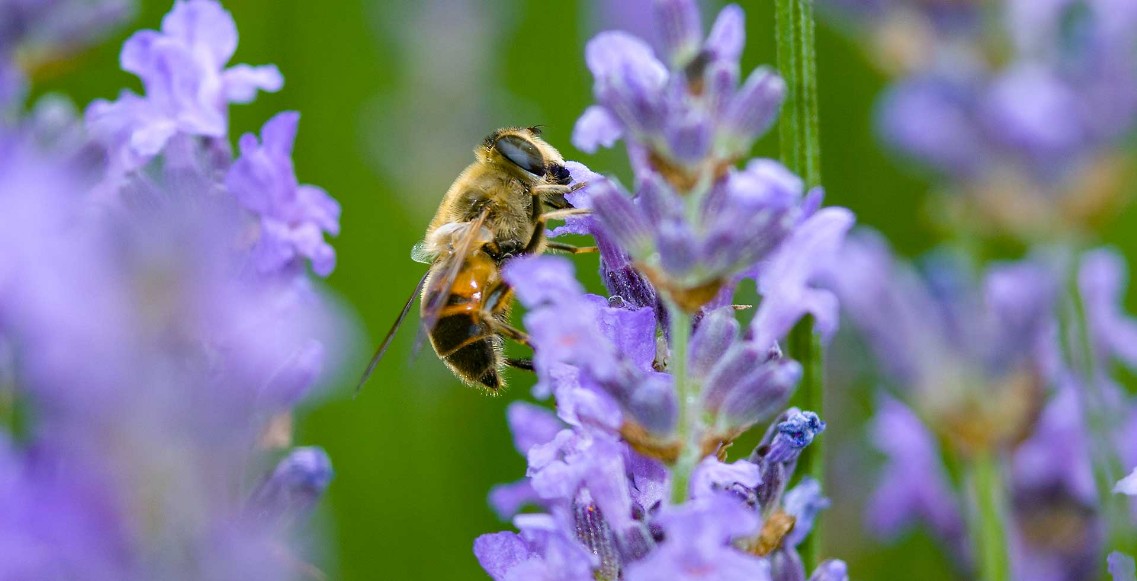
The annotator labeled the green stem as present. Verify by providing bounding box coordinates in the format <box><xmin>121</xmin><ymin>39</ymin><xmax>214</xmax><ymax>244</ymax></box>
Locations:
<box><xmin>776</xmin><ymin>0</ymin><xmax>825</xmax><ymax>567</ymax></box>
<box><xmin>669</xmin><ymin>306</ymin><xmax>697</xmax><ymax>505</ymax></box>
<box><xmin>1063</xmin><ymin>257</ymin><xmax>1130</xmax><ymax>555</ymax></box>
<box><xmin>968</xmin><ymin>450</ymin><xmax>1012</xmax><ymax>581</ymax></box>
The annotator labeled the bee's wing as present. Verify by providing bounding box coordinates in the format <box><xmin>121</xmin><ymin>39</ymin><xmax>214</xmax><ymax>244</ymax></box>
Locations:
<box><xmin>416</xmin><ymin>207</ymin><xmax>492</xmax><ymax>348</ymax></box>
<box><xmin>410</xmin><ymin>241</ymin><xmax>434</xmax><ymax>264</ymax></box>
<box><xmin>356</xmin><ymin>270</ymin><xmax>431</xmax><ymax>395</ymax></box>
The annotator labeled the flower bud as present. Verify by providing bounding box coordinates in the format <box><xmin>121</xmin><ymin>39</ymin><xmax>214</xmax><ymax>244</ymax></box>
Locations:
<box><xmin>719</xmin><ymin>359</ymin><xmax>801</xmax><ymax>430</ymax></box>
<box><xmin>247</xmin><ymin>446</ymin><xmax>333</xmax><ymax>526</ymax></box>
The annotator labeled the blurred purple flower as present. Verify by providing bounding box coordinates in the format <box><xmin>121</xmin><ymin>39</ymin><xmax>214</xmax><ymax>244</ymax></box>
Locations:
<box><xmin>1112</xmin><ymin>552</ymin><xmax>1137</xmax><ymax>581</ymax></box>
<box><xmin>227</xmin><ymin>111</ymin><xmax>341</xmax><ymax>277</ymax></box>
<box><xmin>0</xmin><ymin>0</ymin><xmax>134</xmax><ymax>115</ymax></box>
<box><xmin>86</xmin><ymin>0</ymin><xmax>282</xmax><ymax>176</ymax></box>
<box><xmin>866</xmin><ymin>395</ymin><xmax>968</xmax><ymax>556</ymax></box>
<box><xmin>1118</xmin><ymin>468</ymin><xmax>1137</xmax><ymax>496</ymax></box>
<box><xmin>1079</xmin><ymin>248</ymin><xmax>1137</xmax><ymax>368</ymax></box>
<box><xmin>835</xmin><ymin>0</ymin><xmax>1137</xmax><ymax>233</ymax></box>
<box><xmin>0</xmin><ymin>1</ymin><xmax>347</xmax><ymax>577</ymax></box>
<box><xmin>876</xmin><ymin>75</ymin><xmax>986</xmax><ymax>178</ymax></box>
<box><xmin>825</xmin><ymin>230</ymin><xmax>1055</xmax><ymax>418</ymax></box>
<box><xmin>247</xmin><ymin>447</ymin><xmax>335</xmax><ymax>527</ymax></box>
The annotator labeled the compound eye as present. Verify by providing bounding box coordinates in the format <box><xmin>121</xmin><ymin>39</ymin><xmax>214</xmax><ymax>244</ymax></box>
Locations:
<box><xmin>495</xmin><ymin>135</ymin><xmax>545</xmax><ymax>175</ymax></box>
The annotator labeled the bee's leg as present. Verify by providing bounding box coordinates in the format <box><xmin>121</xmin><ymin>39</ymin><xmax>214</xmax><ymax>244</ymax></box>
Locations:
<box><xmin>547</xmin><ymin>241</ymin><xmax>599</xmax><ymax>254</ymax></box>
<box><xmin>530</xmin><ymin>181</ymin><xmax>588</xmax><ymax>198</ymax></box>
<box><xmin>543</xmin><ymin>194</ymin><xmax>571</xmax><ymax>210</ymax></box>
<box><xmin>539</xmin><ymin>208</ymin><xmax>591</xmax><ymax>222</ymax></box>
<box><xmin>522</xmin><ymin>206</ymin><xmax>592</xmax><ymax>255</ymax></box>
<box><xmin>505</xmin><ymin>357</ymin><xmax>534</xmax><ymax>371</ymax></box>
<box><xmin>487</xmin><ymin>319</ymin><xmax>532</xmax><ymax>347</ymax></box>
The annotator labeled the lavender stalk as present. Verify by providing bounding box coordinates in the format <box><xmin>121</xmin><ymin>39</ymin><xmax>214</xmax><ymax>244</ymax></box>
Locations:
<box><xmin>775</xmin><ymin>0</ymin><xmax>825</xmax><ymax>567</ymax></box>
<box><xmin>969</xmin><ymin>450</ymin><xmax>1011</xmax><ymax>581</ymax></box>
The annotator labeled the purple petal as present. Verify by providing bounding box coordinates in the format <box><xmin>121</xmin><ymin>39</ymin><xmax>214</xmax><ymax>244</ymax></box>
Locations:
<box><xmin>223</xmin><ymin>64</ymin><xmax>284</xmax><ymax>103</ymax></box>
<box><xmin>474</xmin><ymin>532</ymin><xmax>534</xmax><ymax>581</ymax></box>
<box><xmin>783</xmin><ymin>478</ymin><xmax>829</xmax><ymax>546</ymax></box>
<box><xmin>1116</xmin><ymin>467</ymin><xmax>1137</xmax><ymax>496</ymax></box>
<box><xmin>689</xmin><ymin>457</ymin><xmax>761</xmax><ymax>500</ymax></box>
<box><xmin>507</xmin><ymin>401</ymin><xmax>564</xmax><ymax>455</ymax></box>
<box><xmin>489</xmin><ymin>480</ymin><xmax>541</xmax><ymax>520</ymax></box>
<box><xmin>1110</xmin><ymin>553</ymin><xmax>1137</xmax><ymax>581</ymax></box>
<box><xmin>705</xmin><ymin>4</ymin><xmax>745</xmax><ymax>63</ymax></box>
<box><xmin>810</xmin><ymin>560</ymin><xmax>849</xmax><ymax>581</ymax></box>
<box><xmin>653</xmin><ymin>0</ymin><xmax>702</xmax><ymax>67</ymax></box>
<box><xmin>573</xmin><ymin>105</ymin><xmax>625</xmax><ymax>153</ymax></box>
<box><xmin>751</xmin><ymin>207</ymin><xmax>854</xmax><ymax>348</ymax></box>
<box><xmin>161</xmin><ymin>0</ymin><xmax>239</xmax><ymax>69</ymax></box>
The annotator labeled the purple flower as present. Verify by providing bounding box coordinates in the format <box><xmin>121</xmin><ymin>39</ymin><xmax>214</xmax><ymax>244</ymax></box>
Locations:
<box><xmin>749</xmin><ymin>205</ymin><xmax>854</xmax><ymax>349</ymax></box>
<box><xmin>866</xmin><ymin>395</ymin><xmax>968</xmax><ymax>555</ymax></box>
<box><xmin>623</xmin><ymin>495</ymin><xmax>769</xmax><ymax>581</ymax></box>
<box><xmin>825</xmin><ymin>230</ymin><xmax>1056</xmax><ymax>450</ymax></box>
<box><xmin>227</xmin><ymin>112</ymin><xmax>341</xmax><ymax>277</ymax></box>
<box><xmin>0</xmin><ymin>0</ymin><xmax>133</xmax><ymax>115</ymax></box>
<box><xmin>1079</xmin><ymin>248</ymin><xmax>1137</xmax><ymax>368</ymax></box>
<box><xmin>835</xmin><ymin>0</ymin><xmax>1137</xmax><ymax>233</ymax></box>
<box><xmin>1111</xmin><ymin>552</ymin><xmax>1137</xmax><ymax>581</ymax></box>
<box><xmin>475</xmin><ymin>513</ymin><xmax>598</xmax><ymax>581</ymax></box>
<box><xmin>695</xmin><ymin>307</ymin><xmax>800</xmax><ymax>434</ymax></box>
<box><xmin>876</xmin><ymin>75</ymin><xmax>986</xmax><ymax>177</ymax></box>
<box><xmin>576</xmin><ymin>158</ymin><xmax>821</xmax><ymax>311</ymax></box>
<box><xmin>1117</xmin><ymin>468</ymin><xmax>1137</xmax><ymax>496</ymax></box>
<box><xmin>504</xmin><ymin>256</ymin><xmax>667</xmax><ymax>434</ymax></box>
<box><xmin>86</xmin><ymin>0</ymin><xmax>282</xmax><ymax>176</ymax></box>
<box><xmin>247</xmin><ymin>447</ymin><xmax>334</xmax><ymax>527</ymax></box>
<box><xmin>0</xmin><ymin>1</ymin><xmax>346</xmax><ymax>575</ymax></box>
<box><xmin>574</xmin><ymin>2</ymin><xmax>784</xmax><ymax>164</ymax></box>
<box><xmin>0</xmin><ymin>143</ymin><xmax>342</xmax><ymax>577</ymax></box>
<box><xmin>479</xmin><ymin>2</ymin><xmax>848</xmax><ymax>579</ymax></box>
<box><xmin>1014</xmin><ymin>383</ymin><xmax>1097</xmax><ymax>506</ymax></box>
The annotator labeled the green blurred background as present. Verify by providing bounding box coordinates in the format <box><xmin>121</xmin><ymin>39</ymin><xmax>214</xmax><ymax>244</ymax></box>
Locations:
<box><xmin>34</xmin><ymin>0</ymin><xmax>1137</xmax><ymax>579</ymax></box>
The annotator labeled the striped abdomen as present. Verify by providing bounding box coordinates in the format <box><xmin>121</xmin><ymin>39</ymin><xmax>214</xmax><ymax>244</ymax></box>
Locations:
<box><xmin>423</xmin><ymin>253</ymin><xmax>512</xmax><ymax>391</ymax></box>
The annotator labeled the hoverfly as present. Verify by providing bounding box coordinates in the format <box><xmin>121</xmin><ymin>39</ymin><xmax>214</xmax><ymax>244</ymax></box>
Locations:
<box><xmin>358</xmin><ymin>127</ymin><xmax>591</xmax><ymax>393</ymax></box>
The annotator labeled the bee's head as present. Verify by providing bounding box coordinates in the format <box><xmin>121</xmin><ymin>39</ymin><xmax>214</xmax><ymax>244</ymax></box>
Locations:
<box><xmin>480</xmin><ymin>127</ymin><xmax>569</xmax><ymax>184</ymax></box>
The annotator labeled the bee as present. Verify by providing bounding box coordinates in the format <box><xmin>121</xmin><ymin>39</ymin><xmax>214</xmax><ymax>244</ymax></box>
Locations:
<box><xmin>358</xmin><ymin>127</ymin><xmax>592</xmax><ymax>393</ymax></box>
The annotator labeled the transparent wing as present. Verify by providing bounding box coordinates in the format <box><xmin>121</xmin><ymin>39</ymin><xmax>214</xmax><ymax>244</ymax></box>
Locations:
<box><xmin>356</xmin><ymin>270</ymin><xmax>431</xmax><ymax>395</ymax></box>
<box><xmin>410</xmin><ymin>241</ymin><xmax>434</xmax><ymax>265</ymax></box>
<box><xmin>416</xmin><ymin>207</ymin><xmax>492</xmax><ymax>345</ymax></box>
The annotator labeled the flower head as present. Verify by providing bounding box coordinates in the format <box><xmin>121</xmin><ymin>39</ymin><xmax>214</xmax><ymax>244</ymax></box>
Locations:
<box><xmin>227</xmin><ymin>112</ymin><xmax>341</xmax><ymax>277</ymax></box>
<box><xmin>86</xmin><ymin>0</ymin><xmax>282</xmax><ymax>176</ymax></box>
<box><xmin>826</xmin><ymin>229</ymin><xmax>1055</xmax><ymax>452</ymax></box>
<box><xmin>0</xmin><ymin>1</ymin><xmax>346</xmax><ymax>576</ymax></box>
